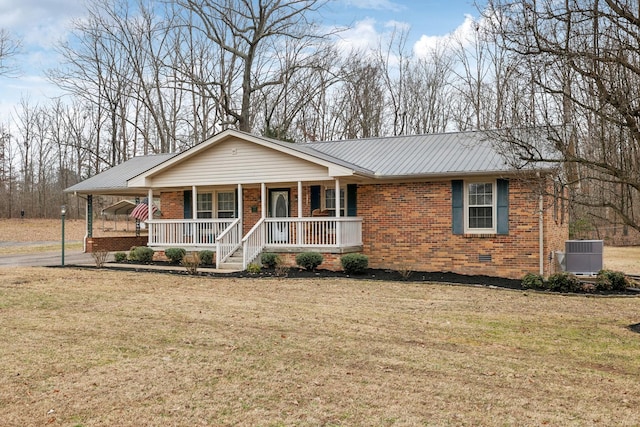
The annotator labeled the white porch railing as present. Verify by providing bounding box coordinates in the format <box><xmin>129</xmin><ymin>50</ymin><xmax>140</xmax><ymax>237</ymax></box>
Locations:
<box><xmin>216</xmin><ymin>218</ymin><xmax>242</xmax><ymax>266</ymax></box>
<box><xmin>148</xmin><ymin>217</ymin><xmax>362</xmax><ymax>269</ymax></box>
<box><xmin>147</xmin><ymin>219</ymin><xmax>234</xmax><ymax>247</ymax></box>
<box><xmin>264</xmin><ymin>217</ymin><xmax>362</xmax><ymax>247</ymax></box>
<box><xmin>242</xmin><ymin>217</ymin><xmax>266</xmax><ymax>269</ymax></box>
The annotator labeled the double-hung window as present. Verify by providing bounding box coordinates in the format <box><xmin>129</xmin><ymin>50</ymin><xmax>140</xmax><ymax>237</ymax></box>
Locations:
<box><xmin>325</xmin><ymin>188</ymin><xmax>345</xmax><ymax>216</ymax></box>
<box><xmin>196</xmin><ymin>193</ymin><xmax>213</xmax><ymax>218</ymax></box>
<box><xmin>452</xmin><ymin>179</ymin><xmax>508</xmax><ymax>235</ymax></box>
<box><xmin>466</xmin><ymin>181</ymin><xmax>495</xmax><ymax>232</ymax></box>
<box><xmin>217</xmin><ymin>191</ymin><xmax>235</xmax><ymax>218</ymax></box>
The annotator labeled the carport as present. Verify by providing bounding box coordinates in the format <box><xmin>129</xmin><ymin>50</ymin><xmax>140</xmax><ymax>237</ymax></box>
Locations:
<box><xmin>100</xmin><ymin>200</ymin><xmax>136</xmax><ymax>232</ymax></box>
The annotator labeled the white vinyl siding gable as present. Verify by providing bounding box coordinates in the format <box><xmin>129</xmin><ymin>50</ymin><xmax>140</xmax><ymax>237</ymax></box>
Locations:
<box><xmin>143</xmin><ymin>138</ymin><xmax>333</xmax><ymax>187</ymax></box>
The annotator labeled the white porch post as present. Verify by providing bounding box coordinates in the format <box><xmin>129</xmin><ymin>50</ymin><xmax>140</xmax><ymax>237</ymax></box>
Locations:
<box><xmin>297</xmin><ymin>181</ymin><xmax>303</xmax><ymax>244</ymax></box>
<box><xmin>147</xmin><ymin>189</ymin><xmax>153</xmax><ymax>243</ymax></box>
<box><xmin>147</xmin><ymin>189</ymin><xmax>153</xmax><ymax>219</ymax></box>
<box><xmin>261</xmin><ymin>183</ymin><xmax>267</xmax><ymax>219</ymax></box>
<box><xmin>192</xmin><ymin>185</ymin><xmax>197</xmax><ymax>219</ymax></box>
<box><xmin>261</xmin><ymin>182</ymin><xmax>267</xmax><ymax>247</ymax></box>
<box><xmin>335</xmin><ymin>178</ymin><xmax>341</xmax><ymax>247</ymax></box>
<box><xmin>297</xmin><ymin>181</ymin><xmax>303</xmax><ymax>218</ymax></box>
<box><xmin>237</xmin><ymin>183</ymin><xmax>243</xmax><ymax>230</ymax></box>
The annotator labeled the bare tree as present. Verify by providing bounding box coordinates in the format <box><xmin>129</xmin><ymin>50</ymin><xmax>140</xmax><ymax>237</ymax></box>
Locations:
<box><xmin>0</xmin><ymin>123</ymin><xmax>17</xmax><ymax>217</ymax></box>
<box><xmin>0</xmin><ymin>28</ymin><xmax>20</xmax><ymax>77</ymax></box>
<box><xmin>375</xmin><ymin>23</ymin><xmax>411</xmax><ymax>135</ymax></box>
<box><xmin>404</xmin><ymin>43</ymin><xmax>454</xmax><ymax>134</ymax></box>
<box><xmin>486</xmin><ymin>0</ymin><xmax>640</xmax><ymax>233</ymax></box>
<box><xmin>331</xmin><ymin>53</ymin><xmax>385</xmax><ymax>139</ymax></box>
<box><xmin>175</xmin><ymin>0</ymin><xmax>328</xmax><ymax>132</ymax></box>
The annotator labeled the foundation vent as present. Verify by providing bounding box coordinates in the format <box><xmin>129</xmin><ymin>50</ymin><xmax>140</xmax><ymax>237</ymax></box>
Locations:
<box><xmin>478</xmin><ymin>254</ymin><xmax>492</xmax><ymax>263</ymax></box>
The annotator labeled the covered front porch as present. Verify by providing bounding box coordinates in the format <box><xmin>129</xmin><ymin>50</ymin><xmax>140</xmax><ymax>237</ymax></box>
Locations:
<box><xmin>145</xmin><ymin>181</ymin><xmax>363</xmax><ymax>269</ymax></box>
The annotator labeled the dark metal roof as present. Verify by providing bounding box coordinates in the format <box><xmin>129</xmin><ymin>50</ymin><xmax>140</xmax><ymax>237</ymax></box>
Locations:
<box><xmin>64</xmin><ymin>153</ymin><xmax>176</xmax><ymax>194</ymax></box>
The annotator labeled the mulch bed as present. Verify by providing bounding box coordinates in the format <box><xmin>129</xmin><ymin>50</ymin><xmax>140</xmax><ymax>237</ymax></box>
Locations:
<box><xmin>100</xmin><ymin>261</ymin><xmax>640</xmax><ymax>296</ymax></box>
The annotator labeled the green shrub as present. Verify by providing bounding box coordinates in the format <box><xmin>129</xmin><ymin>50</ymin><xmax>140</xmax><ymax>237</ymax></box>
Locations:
<box><xmin>261</xmin><ymin>252</ymin><xmax>280</xmax><ymax>269</ymax></box>
<box><xmin>128</xmin><ymin>246</ymin><xmax>138</xmax><ymax>261</ymax></box>
<box><xmin>341</xmin><ymin>253</ymin><xmax>369</xmax><ymax>275</ymax></box>
<box><xmin>165</xmin><ymin>248</ymin><xmax>186</xmax><ymax>264</ymax></box>
<box><xmin>246</xmin><ymin>263</ymin><xmax>262</xmax><ymax>274</ymax></box>
<box><xmin>596</xmin><ymin>269</ymin><xmax>629</xmax><ymax>291</ymax></box>
<box><xmin>295</xmin><ymin>252</ymin><xmax>323</xmax><ymax>271</ymax></box>
<box><xmin>521</xmin><ymin>273</ymin><xmax>544</xmax><ymax>289</ymax></box>
<box><xmin>114</xmin><ymin>252</ymin><xmax>127</xmax><ymax>263</ymax></box>
<box><xmin>199</xmin><ymin>250</ymin><xmax>214</xmax><ymax>266</ymax></box>
<box><xmin>130</xmin><ymin>246</ymin><xmax>154</xmax><ymax>263</ymax></box>
<box><xmin>546</xmin><ymin>272</ymin><xmax>582</xmax><ymax>293</ymax></box>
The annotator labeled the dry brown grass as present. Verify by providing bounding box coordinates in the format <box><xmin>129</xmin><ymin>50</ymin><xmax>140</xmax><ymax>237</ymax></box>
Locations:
<box><xmin>0</xmin><ymin>219</ymin><xmax>140</xmax><ymax>254</ymax></box>
<box><xmin>0</xmin><ymin>267</ymin><xmax>639</xmax><ymax>426</ymax></box>
<box><xmin>0</xmin><ymin>218</ymin><xmax>88</xmax><ymax>242</ymax></box>
<box><xmin>604</xmin><ymin>246</ymin><xmax>640</xmax><ymax>275</ymax></box>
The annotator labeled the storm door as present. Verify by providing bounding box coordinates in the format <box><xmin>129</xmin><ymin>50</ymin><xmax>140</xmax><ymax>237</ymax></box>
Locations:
<box><xmin>269</xmin><ymin>189</ymin><xmax>290</xmax><ymax>243</ymax></box>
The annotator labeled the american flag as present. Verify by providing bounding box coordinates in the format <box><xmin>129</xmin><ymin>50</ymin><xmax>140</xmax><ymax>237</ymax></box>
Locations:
<box><xmin>130</xmin><ymin>198</ymin><xmax>158</xmax><ymax>221</ymax></box>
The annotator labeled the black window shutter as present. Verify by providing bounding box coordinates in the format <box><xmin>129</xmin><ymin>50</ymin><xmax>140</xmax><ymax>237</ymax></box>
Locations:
<box><xmin>452</xmin><ymin>180</ymin><xmax>463</xmax><ymax>235</ymax></box>
<box><xmin>497</xmin><ymin>179</ymin><xmax>509</xmax><ymax>235</ymax></box>
<box><xmin>310</xmin><ymin>185</ymin><xmax>321</xmax><ymax>214</ymax></box>
<box><xmin>347</xmin><ymin>184</ymin><xmax>357</xmax><ymax>216</ymax></box>
<box><xmin>184</xmin><ymin>190</ymin><xmax>193</xmax><ymax>219</ymax></box>
<box><xmin>234</xmin><ymin>188</ymin><xmax>239</xmax><ymax>217</ymax></box>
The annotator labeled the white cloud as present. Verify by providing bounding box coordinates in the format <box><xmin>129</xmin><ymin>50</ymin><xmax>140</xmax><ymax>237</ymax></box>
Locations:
<box><xmin>334</xmin><ymin>17</ymin><xmax>380</xmax><ymax>54</ymax></box>
<box><xmin>0</xmin><ymin>0</ymin><xmax>83</xmax><ymax>47</ymax></box>
<box><xmin>413</xmin><ymin>14</ymin><xmax>480</xmax><ymax>58</ymax></box>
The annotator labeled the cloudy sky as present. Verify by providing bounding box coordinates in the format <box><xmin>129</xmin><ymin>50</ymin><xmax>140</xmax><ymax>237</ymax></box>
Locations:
<box><xmin>0</xmin><ymin>0</ymin><xmax>483</xmax><ymax>120</ymax></box>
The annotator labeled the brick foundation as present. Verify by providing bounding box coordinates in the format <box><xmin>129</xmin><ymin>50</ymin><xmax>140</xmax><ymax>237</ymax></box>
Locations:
<box><xmin>268</xmin><ymin>252</ymin><xmax>343</xmax><ymax>271</ymax></box>
<box><xmin>86</xmin><ymin>236</ymin><xmax>149</xmax><ymax>252</ymax></box>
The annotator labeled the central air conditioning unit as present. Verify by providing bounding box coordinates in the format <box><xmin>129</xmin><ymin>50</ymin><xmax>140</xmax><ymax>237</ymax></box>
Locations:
<box><xmin>564</xmin><ymin>240</ymin><xmax>603</xmax><ymax>275</ymax></box>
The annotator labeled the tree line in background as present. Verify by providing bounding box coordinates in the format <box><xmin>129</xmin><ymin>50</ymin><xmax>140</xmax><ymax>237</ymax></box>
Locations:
<box><xmin>0</xmin><ymin>0</ymin><xmax>639</xmax><ymax>240</ymax></box>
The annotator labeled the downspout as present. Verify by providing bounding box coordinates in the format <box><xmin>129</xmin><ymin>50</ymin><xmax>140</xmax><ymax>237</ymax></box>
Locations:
<box><xmin>539</xmin><ymin>194</ymin><xmax>544</xmax><ymax>276</ymax></box>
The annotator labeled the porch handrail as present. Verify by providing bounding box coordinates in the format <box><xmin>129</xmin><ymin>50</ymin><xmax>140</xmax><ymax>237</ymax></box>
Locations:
<box><xmin>241</xmin><ymin>217</ymin><xmax>266</xmax><ymax>269</ymax></box>
<box><xmin>147</xmin><ymin>218</ymin><xmax>234</xmax><ymax>247</ymax></box>
<box><xmin>264</xmin><ymin>217</ymin><xmax>362</xmax><ymax>247</ymax></box>
<box><xmin>216</xmin><ymin>218</ymin><xmax>242</xmax><ymax>266</ymax></box>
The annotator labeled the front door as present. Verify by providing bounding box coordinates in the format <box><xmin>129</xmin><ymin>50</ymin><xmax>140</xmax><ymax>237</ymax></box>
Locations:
<box><xmin>269</xmin><ymin>189</ymin><xmax>289</xmax><ymax>243</ymax></box>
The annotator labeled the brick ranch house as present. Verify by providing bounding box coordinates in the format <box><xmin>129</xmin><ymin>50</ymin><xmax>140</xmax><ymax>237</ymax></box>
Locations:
<box><xmin>65</xmin><ymin>129</ymin><xmax>568</xmax><ymax>279</ymax></box>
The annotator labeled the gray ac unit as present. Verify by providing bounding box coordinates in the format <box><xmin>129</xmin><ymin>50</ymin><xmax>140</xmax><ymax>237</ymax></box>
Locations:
<box><xmin>565</xmin><ymin>240</ymin><xmax>603</xmax><ymax>275</ymax></box>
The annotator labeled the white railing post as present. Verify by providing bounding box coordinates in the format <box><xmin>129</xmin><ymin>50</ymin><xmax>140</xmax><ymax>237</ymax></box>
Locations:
<box><xmin>335</xmin><ymin>179</ymin><xmax>342</xmax><ymax>247</ymax></box>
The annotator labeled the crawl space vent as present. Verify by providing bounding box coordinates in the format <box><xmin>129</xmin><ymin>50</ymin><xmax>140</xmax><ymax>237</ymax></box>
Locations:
<box><xmin>478</xmin><ymin>254</ymin><xmax>492</xmax><ymax>263</ymax></box>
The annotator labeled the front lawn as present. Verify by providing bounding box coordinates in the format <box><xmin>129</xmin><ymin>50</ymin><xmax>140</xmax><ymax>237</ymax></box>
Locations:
<box><xmin>0</xmin><ymin>267</ymin><xmax>639</xmax><ymax>426</ymax></box>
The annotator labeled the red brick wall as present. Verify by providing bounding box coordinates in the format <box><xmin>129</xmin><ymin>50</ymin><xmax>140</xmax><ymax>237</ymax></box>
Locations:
<box><xmin>161</xmin><ymin>191</ymin><xmax>184</xmax><ymax>219</ymax></box>
<box><xmin>243</xmin><ymin>188</ymin><xmax>261</xmax><ymax>235</ymax></box>
<box><xmin>544</xmin><ymin>181</ymin><xmax>570</xmax><ymax>275</ymax></box>
<box><xmin>357</xmin><ymin>178</ymin><xmax>565</xmax><ymax>279</ymax></box>
<box><xmin>86</xmin><ymin>236</ymin><xmax>149</xmax><ymax>252</ymax></box>
<box><xmin>270</xmin><ymin>252</ymin><xmax>343</xmax><ymax>271</ymax></box>
<box><xmin>154</xmin><ymin>179</ymin><xmax>568</xmax><ymax>279</ymax></box>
